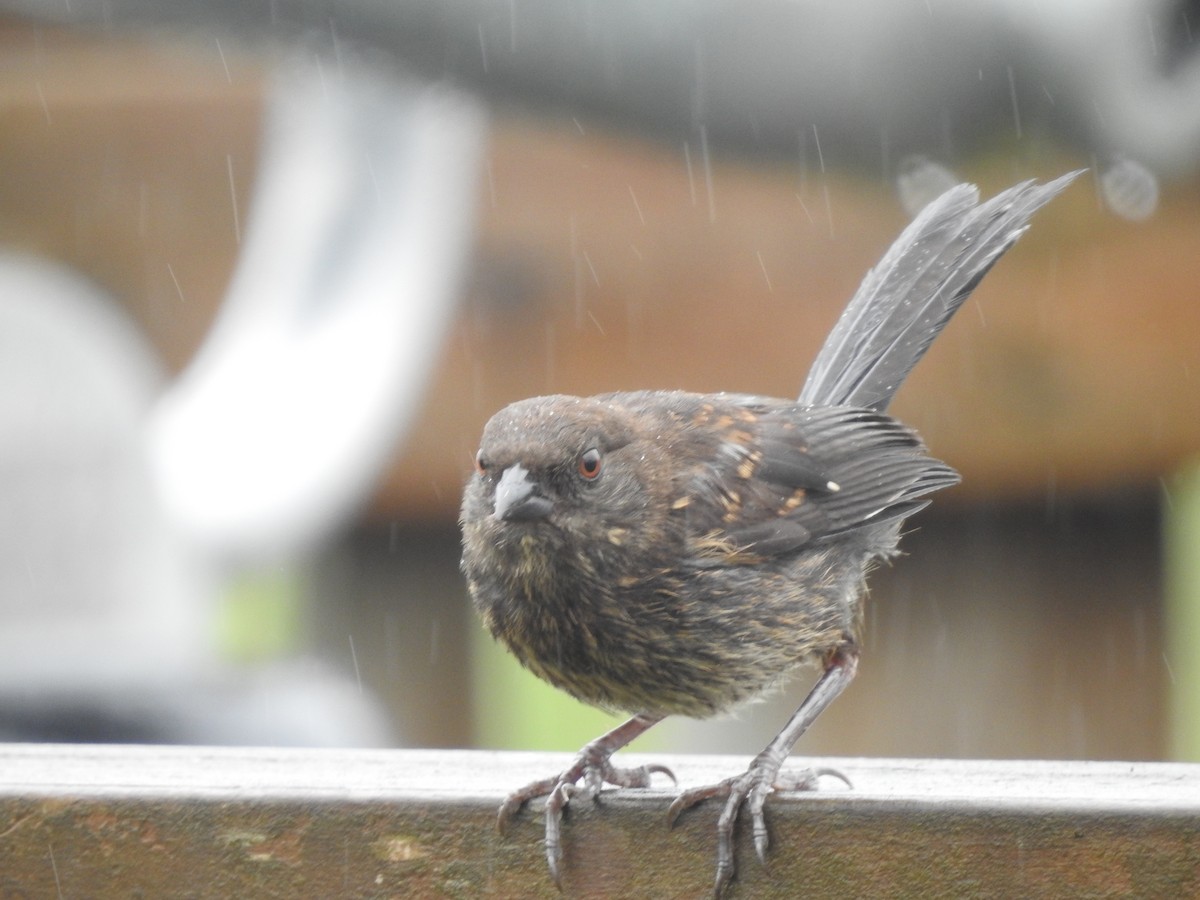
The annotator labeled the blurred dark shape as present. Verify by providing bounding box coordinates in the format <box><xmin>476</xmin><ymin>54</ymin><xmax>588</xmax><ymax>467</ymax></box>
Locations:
<box><xmin>3</xmin><ymin>0</ymin><xmax>1200</xmax><ymax>176</ymax></box>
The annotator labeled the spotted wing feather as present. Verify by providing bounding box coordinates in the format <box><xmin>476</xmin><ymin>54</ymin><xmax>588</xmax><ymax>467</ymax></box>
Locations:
<box><xmin>677</xmin><ymin>398</ymin><xmax>958</xmax><ymax>561</ymax></box>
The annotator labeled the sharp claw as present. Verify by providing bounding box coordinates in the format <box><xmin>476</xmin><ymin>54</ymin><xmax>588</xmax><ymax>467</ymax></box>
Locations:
<box><xmin>507</xmin><ymin>753</ymin><xmax>845</xmax><ymax>892</ymax></box>
<box><xmin>678</xmin><ymin>761</ymin><xmax>845</xmax><ymax>892</ymax></box>
<box><xmin>497</xmin><ymin>773</ymin><xmax>561</xmax><ymax>834</ymax></box>
<box><xmin>713</xmin><ymin>786</ymin><xmax>741</xmax><ymax>892</ymax></box>
<box><xmin>543</xmin><ymin>814</ymin><xmax>560</xmax><ymax>883</ymax></box>
<box><xmin>667</xmin><ymin>785</ymin><xmax>715</xmax><ymax>827</ymax></box>
<box><xmin>750</xmin><ymin>792</ymin><xmax>770</xmax><ymax>864</ymax></box>
<box><xmin>813</xmin><ymin>765</ymin><xmax>853</xmax><ymax>789</ymax></box>
<box><xmin>499</xmin><ymin>750</ymin><xmax>671</xmax><ymax>887</ymax></box>
<box><xmin>599</xmin><ymin>760</ymin><xmax>675</xmax><ymax>790</ymax></box>
<box><xmin>773</xmin><ymin>764</ymin><xmax>852</xmax><ymax>792</ymax></box>
<box><xmin>712</xmin><ymin>792</ymin><xmax>740</xmax><ymax>898</ymax></box>
<box><xmin>753</xmin><ymin>776</ymin><xmax>776</xmax><ymax>863</ymax></box>
<box><xmin>544</xmin><ymin>781</ymin><xmax>575</xmax><ymax>887</ymax></box>
<box><xmin>665</xmin><ymin>797</ymin><xmax>686</xmax><ymax>828</ymax></box>
<box><xmin>496</xmin><ymin>796</ymin><xmax>523</xmax><ymax>835</ymax></box>
<box><xmin>547</xmin><ymin>842</ymin><xmax>563</xmax><ymax>889</ymax></box>
<box><xmin>752</xmin><ymin>816</ymin><xmax>769</xmax><ymax>864</ymax></box>
<box><xmin>713</xmin><ymin>858</ymin><xmax>734</xmax><ymax>898</ymax></box>
<box><xmin>648</xmin><ymin>763</ymin><xmax>677</xmax><ymax>786</ymax></box>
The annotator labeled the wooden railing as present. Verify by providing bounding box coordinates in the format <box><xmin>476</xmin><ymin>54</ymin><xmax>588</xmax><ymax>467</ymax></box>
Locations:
<box><xmin>0</xmin><ymin>745</ymin><xmax>1196</xmax><ymax>897</ymax></box>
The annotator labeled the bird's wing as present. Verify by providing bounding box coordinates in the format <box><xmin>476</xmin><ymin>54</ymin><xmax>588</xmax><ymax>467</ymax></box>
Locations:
<box><xmin>675</xmin><ymin>399</ymin><xmax>958</xmax><ymax>562</ymax></box>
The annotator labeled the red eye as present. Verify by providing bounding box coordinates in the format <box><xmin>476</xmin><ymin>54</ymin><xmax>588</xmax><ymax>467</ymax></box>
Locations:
<box><xmin>577</xmin><ymin>448</ymin><xmax>603</xmax><ymax>481</ymax></box>
<box><xmin>474</xmin><ymin>450</ymin><xmax>488</xmax><ymax>475</ymax></box>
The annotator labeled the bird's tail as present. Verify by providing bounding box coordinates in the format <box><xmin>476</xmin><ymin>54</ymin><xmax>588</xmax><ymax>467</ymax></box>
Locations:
<box><xmin>799</xmin><ymin>171</ymin><xmax>1081</xmax><ymax>412</ymax></box>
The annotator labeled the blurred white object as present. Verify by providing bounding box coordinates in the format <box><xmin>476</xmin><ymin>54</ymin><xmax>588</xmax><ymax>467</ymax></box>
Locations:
<box><xmin>1012</xmin><ymin>0</ymin><xmax>1200</xmax><ymax>177</ymax></box>
<box><xmin>1098</xmin><ymin>157</ymin><xmax>1160</xmax><ymax>222</ymax></box>
<box><xmin>148</xmin><ymin>58</ymin><xmax>486</xmax><ymax>557</ymax></box>
<box><xmin>0</xmin><ymin>254</ymin><xmax>393</xmax><ymax>745</ymax></box>
<box><xmin>895</xmin><ymin>156</ymin><xmax>961</xmax><ymax>218</ymax></box>
<box><xmin>0</xmin><ymin>658</ymin><xmax>395</xmax><ymax>747</ymax></box>
<box><xmin>0</xmin><ymin>254</ymin><xmax>216</xmax><ymax>689</ymax></box>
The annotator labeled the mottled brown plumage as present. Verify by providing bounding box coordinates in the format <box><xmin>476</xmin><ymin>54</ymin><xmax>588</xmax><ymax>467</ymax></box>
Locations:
<box><xmin>459</xmin><ymin>173</ymin><xmax>1079</xmax><ymax>895</ymax></box>
<box><xmin>462</xmin><ymin>393</ymin><xmax>952</xmax><ymax>718</ymax></box>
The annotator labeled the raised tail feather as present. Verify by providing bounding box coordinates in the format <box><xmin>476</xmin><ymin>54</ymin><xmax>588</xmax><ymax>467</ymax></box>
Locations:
<box><xmin>799</xmin><ymin>171</ymin><xmax>1081</xmax><ymax>412</ymax></box>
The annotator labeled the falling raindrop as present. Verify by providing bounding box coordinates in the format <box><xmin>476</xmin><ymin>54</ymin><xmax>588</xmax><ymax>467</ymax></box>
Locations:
<box><xmin>1162</xmin><ymin>651</ymin><xmax>1177</xmax><ymax>685</ymax></box>
<box><xmin>895</xmin><ymin>156</ymin><xmax>960</xmax><ymax>217</ymax></box>
<box><xmin>682</xmin><ymin>140</ymin><xmax>698</xmax><ymax>207</ymax></box>
<box><xmin>628</xmin><ymin>185</ymin><xmax>645</xmax><ymax>225</ymax></box>
<box><xmin>756</xmin><ymin>250</ymin><xmax>773</xmax><ymax>292</ymax></box>
<box><xmin>811</xmin><ymin>124</ymin><xmax>834</xmax><ymax>237</ymax></box>
<box><xmin>569</xmin><ymin>214</ymin><xmax>584</xmax><ymax>327</ymax></box>
<box><xmin>477</xmin><ymin>23</ymin><xmax>489</xmax><ymax>73</ymax></box>
<box><xmin>215</xmin><ymin>37</ymin><xmax>232</xmax><ymax>83</ymax></box>
<box><xmin>794</xmin><ymin>192</ymin><xmax>815</xmax><ymax>224</ymax></box>
<box><xmin>582</xmin><ymin>251</ymin><xmax>600</xmax><ymax>287</ymax></box>
<box><xmin>35</xmin><ymin>81</ymin><xmax>51</xmax><ymax>125</ymax></box>
<box><xmin>166</xmin><ymin>263</ymin><xmax>186</xmax><ymax>304</ymax></box>
<box><xmin>349</xmin><ymin>634</ymin><xmax>363</xmax><ymax>695</ymax></box>
<box><xmin>484</xmin><ymin>156</ymin><xmax>497</xmax><ymax>209</ymax></box>
<box><xmin>1099</xmin><ymin>158</ymin><xmax>1159</xmax><ymax>222</ymax></box>
<box><xmin>1006</xmin><ymin>65</ymin><xmax>1022</xmax><ymax>139</ymax></box>
<box><xmin>48</xmin><ymin>843</ymin><xmax>62</xmax><ymax>898</ymax></box>
<box><xmin>138</xmin><ymin>182</ymin><xmax>149</xmax><ymax>238</ymax></box>
<box><xmin>700</xmin><ymin>124</ymin><xmax>716</xmax><ymax>223</ymax></box>
<box><xmin>225</xmin><ymin>153</ymin><xmax>241</xmax><ymax>244</ymax></box>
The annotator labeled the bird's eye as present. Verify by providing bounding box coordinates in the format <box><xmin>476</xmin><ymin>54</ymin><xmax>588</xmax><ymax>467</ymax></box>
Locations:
<box><xmin>577</xmin><ymin>448</ymin><xmax>603</xmax><ymax>481</ymax></box>
<box><xmin>474</xmin><ymin>450</ymin><xmax>489</xmax><ymax>475</ymax></box>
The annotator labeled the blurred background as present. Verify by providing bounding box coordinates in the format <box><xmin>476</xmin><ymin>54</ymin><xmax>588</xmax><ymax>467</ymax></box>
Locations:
<box><xmin>0</xmin><ymin>1</ymin><xmax>1198</xmax><ymax>764</ymax></box>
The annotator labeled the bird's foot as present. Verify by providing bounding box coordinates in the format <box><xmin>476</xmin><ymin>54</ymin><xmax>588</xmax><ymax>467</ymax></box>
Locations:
<box><xmin>499</xmin><ymin>747</ymin><xmax>676</xmax><ymax>886</ymax></box>
<box><xmin>667</xmin><ymin>760</ymin><xmax>850</xmax><ymax>897</ymax></box>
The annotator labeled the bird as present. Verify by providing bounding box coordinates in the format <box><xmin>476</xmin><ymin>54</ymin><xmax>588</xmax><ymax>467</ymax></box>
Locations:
<box><xmin>459</xmin><ymin>171</ymin><xmax>1080</xmax><ymax>895</ymax></box>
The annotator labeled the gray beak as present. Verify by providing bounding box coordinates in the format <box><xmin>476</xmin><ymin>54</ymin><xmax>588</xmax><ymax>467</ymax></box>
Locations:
<box><xmin>494</xmin><ymin>464</ymin><xmax>554</xmax><ymax>521</ymax></box>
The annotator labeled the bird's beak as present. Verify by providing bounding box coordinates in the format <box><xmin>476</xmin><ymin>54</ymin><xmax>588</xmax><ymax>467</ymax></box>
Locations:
<box><xmin>494</xmin><ymin>464</ymin><xmax>554</xmax><ymax>521</ymax></box>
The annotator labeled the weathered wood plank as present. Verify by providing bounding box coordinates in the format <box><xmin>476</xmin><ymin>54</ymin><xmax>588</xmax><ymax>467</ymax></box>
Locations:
<box><xmin>0</xmin><ymin>745</ymin><xmax>1196</xmax><ymax>897</ymax></box>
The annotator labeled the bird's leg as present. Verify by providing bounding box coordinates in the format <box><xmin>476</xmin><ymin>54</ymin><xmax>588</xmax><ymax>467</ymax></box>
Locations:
<box><xmin>668</xmin><ymin>645</ymin><xmax>859</xmax><ymax>897</ymax></box>
<box><xmin>499</xmin><ymin>712</ymin><xmax>674</xmax><ymax>886</ymax></box>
